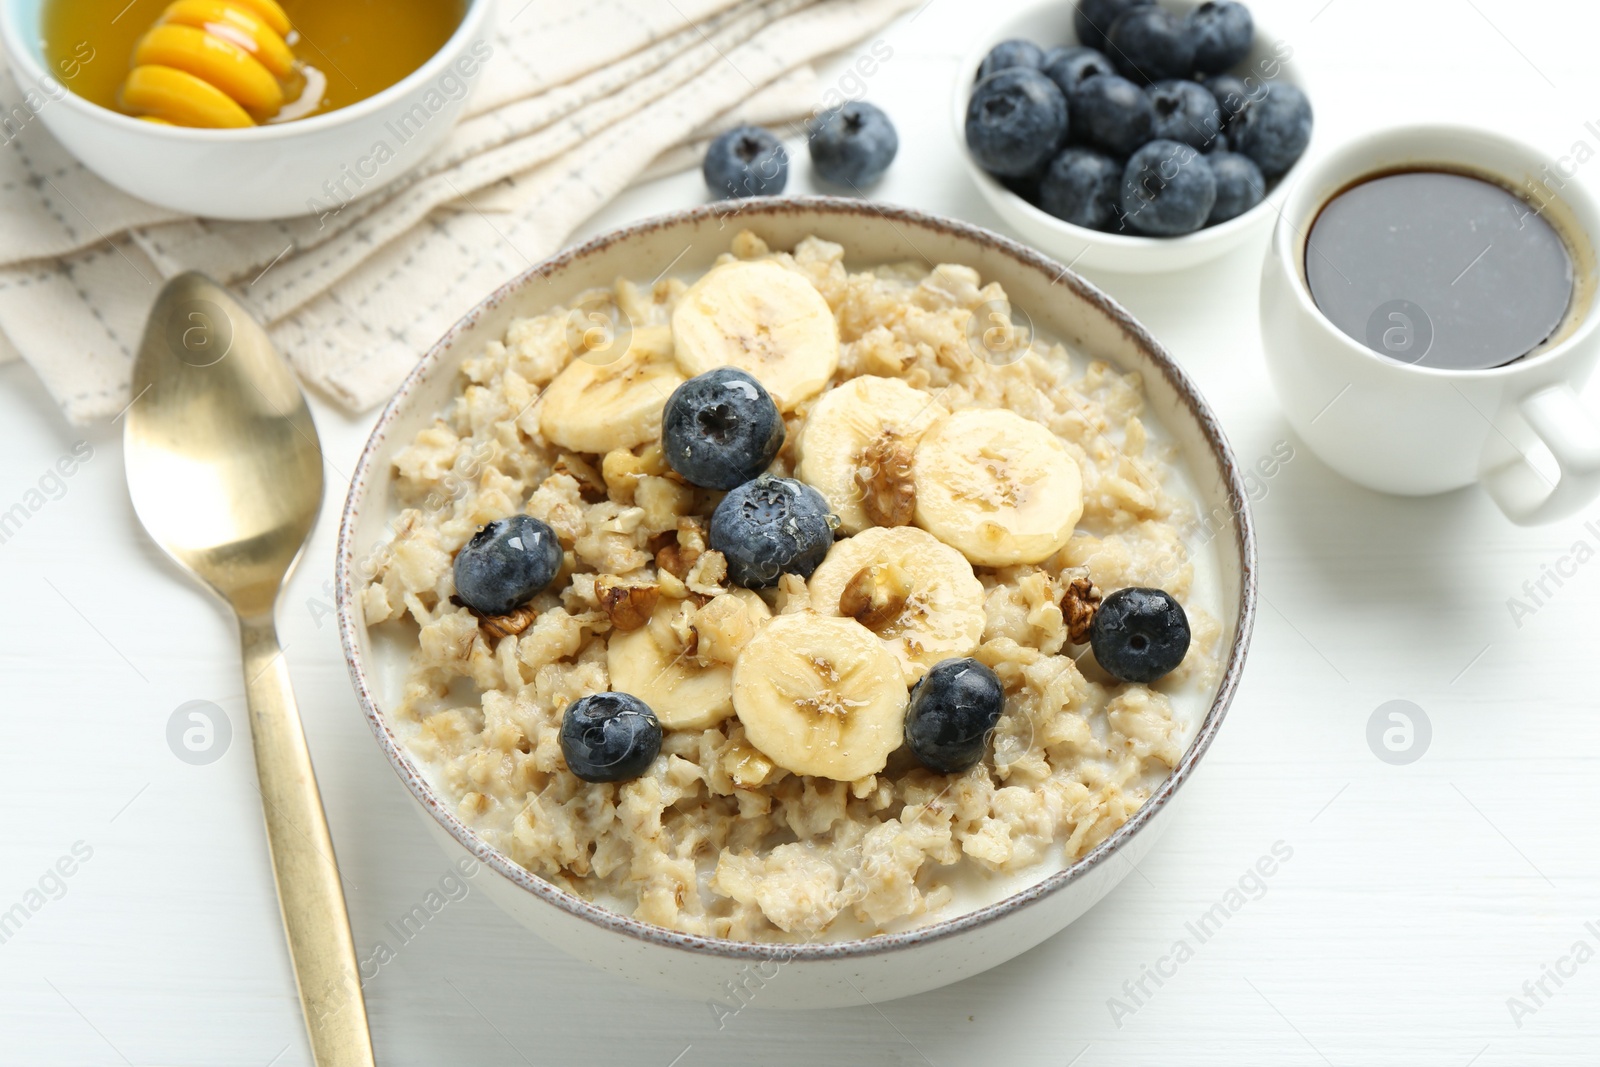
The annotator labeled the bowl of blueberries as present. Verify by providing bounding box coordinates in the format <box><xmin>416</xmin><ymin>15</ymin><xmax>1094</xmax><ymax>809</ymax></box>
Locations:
<box><xmin>956</xmin><ymin>0</ymin><xmax>1313</xmax><ymax>273</ymax></box>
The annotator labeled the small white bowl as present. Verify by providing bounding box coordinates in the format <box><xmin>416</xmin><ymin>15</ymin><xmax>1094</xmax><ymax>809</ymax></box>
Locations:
<box><xmin>953</xmin><ymin>0</ymin><xmax>1312</xmax><ymax>273</ymax></box>
<box><xmin>336</xmin><ymin>197</ymin><xmax>1258</xmax><ymax>1008</ymax></box>
<box><xmin>0</xmin><ymin>0</ymin><xmax>494</xmax><ymax>220</ymax></box>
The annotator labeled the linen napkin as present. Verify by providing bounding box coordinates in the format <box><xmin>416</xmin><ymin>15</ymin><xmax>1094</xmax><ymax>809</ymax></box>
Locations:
<box><xmin>0</xmin><ymin>0</ymin><xmax>918</xmax><ymax>424</ymax></box>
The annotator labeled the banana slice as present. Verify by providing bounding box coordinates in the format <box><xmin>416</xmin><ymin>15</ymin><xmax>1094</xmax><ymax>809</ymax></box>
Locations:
<box><xmin>795</xmin><ymin>375</ymin><xmax>948</xmax><ymax>535</ymax></box>
<box><xmin>808</xmin><ymin>526</ymin><xmax>986</xmax><ymax>683</ymax></box>
<box><xmin>540</xmin><ymin>325</ymin><xmax>686</xmax><ymax>454</ymax></box>
<box><xmin>732</xmin><ymin>613</ymin><xmax>908</xmax><ymax>781</ymax></box>
<box><xmin>913</xmin><ymin>408</ymin><xmax>1083</xmax><ymax>567</ymax></box>
<box><xmin>671</xmin><ymin>259</ymin><xmax>839</xmax><ymax>410</ymax></box>
<box><xmin>607</xmin><ymin>592</ymin><xmax>770</xmax><ymax>731</ymax></box>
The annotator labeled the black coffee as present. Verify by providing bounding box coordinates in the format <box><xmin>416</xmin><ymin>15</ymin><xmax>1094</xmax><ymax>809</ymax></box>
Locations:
<box><xmin>1305</xmin><ymin>171</ymin><xmax>1573</xmax><ymax>370</ymax></box>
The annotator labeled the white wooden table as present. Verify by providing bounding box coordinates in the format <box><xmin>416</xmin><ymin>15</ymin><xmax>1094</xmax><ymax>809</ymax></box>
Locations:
<box><xmin>4</xmin><ymin>0</ymin><xmax>1599</xmax><ymax>1062</ymax></box>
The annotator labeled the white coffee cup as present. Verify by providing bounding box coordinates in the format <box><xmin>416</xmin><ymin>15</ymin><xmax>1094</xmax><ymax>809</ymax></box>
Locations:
<box><xmin>1261</xmin><ymin>124</ymin><xmax>1600</xmax><ymax>524</ymax></box>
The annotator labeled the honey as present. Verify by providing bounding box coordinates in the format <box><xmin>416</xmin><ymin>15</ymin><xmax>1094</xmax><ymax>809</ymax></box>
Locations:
<box><xmin>43</xmin><ymin>0</ymin><xmax>466</xmax><ymax>125</ymax></box>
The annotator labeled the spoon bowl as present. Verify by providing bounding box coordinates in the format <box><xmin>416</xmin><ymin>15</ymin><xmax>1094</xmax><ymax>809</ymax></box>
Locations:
<box><xmin>124</xmin><ymin>273</ymin><xmax>374</xmax><ymax>1066</ymax></box>
<box><xmin>126</xmin><ymin>274</ymin><xmax>322</xmax><ymax>617</ymax></box>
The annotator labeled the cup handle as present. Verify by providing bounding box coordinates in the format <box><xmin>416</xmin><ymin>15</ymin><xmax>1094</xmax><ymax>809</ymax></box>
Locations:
<box><xmin>1482</xmin><ymin>384</ymin><xmax>1600</xmax><ymax>525</ymax></box>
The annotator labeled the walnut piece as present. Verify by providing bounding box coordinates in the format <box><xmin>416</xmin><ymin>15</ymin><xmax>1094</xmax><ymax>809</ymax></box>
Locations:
<box><xmin>685</xmin><ymin>549</ymin><xmax>729</xmax><ymax>596</ymax></box>
<box><xmin>595</xmin><ymin>576</ymin><xmax>660</xmax><ymax>632</ymax></box>
<box><xmin>839</xmin><ymin>561</ymin><xmax>911</xmax><ymax>632</ymax></box>
<box><xmin>450</xmin><ymin>594</ymin><xmax>540</xmax><ymax>640</ymax></box>
<box><xmin>855</xmin><ymin>435</ymin><xmax>916</xmax><ymax>528</ymax></box>
<box><xmin>656</xmin><ymin>516</ymin><xmax>707</xmax><ymax>578</ymax></box>
<box><xmin>1062</xmin><ymin>576</ymin><xmax>1101</xmax><ymax>645</ymax></box>
<box><xmin>477</xmin><ymin>605</ymin><xmax>538</xmax><ymax>640</ymax></box>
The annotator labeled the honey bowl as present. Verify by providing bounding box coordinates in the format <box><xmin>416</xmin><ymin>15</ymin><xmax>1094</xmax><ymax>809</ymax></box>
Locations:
<box><xmin>0</xmin><ymin>0</ymin><xmax>495</xmax><ymax>219</ymax></box>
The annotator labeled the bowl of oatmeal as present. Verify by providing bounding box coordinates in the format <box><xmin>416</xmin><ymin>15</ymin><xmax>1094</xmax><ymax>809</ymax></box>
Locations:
<box><xmin>336</xmin><ymin>197</ymin><xmax>1257</xmax><ymax>1008</ymax></box>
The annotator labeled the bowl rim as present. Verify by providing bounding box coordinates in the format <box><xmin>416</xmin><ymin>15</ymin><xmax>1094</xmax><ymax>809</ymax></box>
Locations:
<box><xmin>950</xmin><ymin>0</ymin><xmax>1311</xmax><ymax>251</ymax></box>
<box><xmin>0</xmin><ymin>0</ymin><xmax>493</xmax><ymax>140</ymax></box>
<box><xmin>335</xmin><ymin>195</ymin><xmax>1259</xmax><ymax>963</ymax></box>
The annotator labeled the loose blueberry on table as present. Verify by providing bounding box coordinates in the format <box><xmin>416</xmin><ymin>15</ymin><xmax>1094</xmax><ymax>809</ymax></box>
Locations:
<box><xmin>1089</xmin><ymin>587</ymin><xmax>1191</xmax><ymax>683</ymax></box>
<box><xmin>560</xmin><ymin>692</ymin><xmax>663</xmax><ymax>783</ymax></box>
<box><xmin>452</xmin><ymin>514</ymin><xmax>563</xmax><ymax>616</ymax></box>
<box><xmin>703</xmin><ymin>124</ymin><xmax>789</xmax><ymax>199</ymax></box>
<box><xmin>965</xmin><ymin>0</ymin><xmax>1312</xmax><ymax>237</ymax></box>
<box><xmin>709</xmin><ymin>474</ymin><xmax>839</xmax><ymax>588</ymax></box>
<box><xmin>662</xmin><ymin>367</ymin><xmax>785</xmax><ymax>490</ymax></box>
<box><xmin>808</xmin><ymin>101</ymin><xmax>900</xmax><ymax>188</ymax></box>
<box><xmin>905</xmin><ymin>657</ymin><xmax>1007</xmax><ymax>775</ymax></box>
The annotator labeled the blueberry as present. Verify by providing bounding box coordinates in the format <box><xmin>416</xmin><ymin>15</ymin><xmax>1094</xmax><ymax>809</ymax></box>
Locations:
<box><xmin>1073</xmin><ymin>0</ymin><xmax>1154</xmax><ymax>52</ymax></box>
<box><xmin>1205</xmin><ymin>149</ymin><xmax>1265</xmax><ymax>224</ymax></box>
<box><xmin>709</xmin><ymin>474</ymin><xmax>837</xmax><ymax>588</ymax></box>
<box><xmin>808</xmin><ymin>101</ymin><xmax>899</xmax><ymax>188</ymax></box>
<box><xmin>1040</xmin><ymin>147</ymin><xmax>1124</xmax><ymax>231</ymax></box>
<box><xmin>1146</xmin><ymin>79</ymin><xmax>1221</xmax><ymax>150</ymax></box>
<box><xmin>1121</xmin><ymin>139</ymin><xmax>1217</xmax><ymax>236</ymax></box>
<box><xmin>1002</xmin><ymin>167</ymin><xmax>1047</xmax><ymax>204</ymax></box>
<box><xmin>905</xmin><ymin>658</ymin><xmax>1006</xmax><ymax>774</ymax></box>
<box><xmin>703</xmin><ymin>125</ymin><xmax>789</xmax><ymax>199</ymax></box>
<box><xmin>977</xmin><ymin>38</ymin><xmax>1046</xmax><ymax>80</ymax></box>
<box><xmin>1231</xmin><ymin>81</ymin><xmax>1312</xmax><ymax>177</ymax></box>
<box><xmin>1069</xmin><ymin>74</ymin><xmax>1153</xmax><ymax>157</ymax></box>
<box><xmin>965</xmin><ymin>68</ymin><xmax>1069</xmax><ymax>178</ymax></box>
<box><xmin>1202</xmin><ymin>73</ymin><xmax>1257</xmax><ymax>136</ymax></box>
<box><xmin>1186</xmin><ymin>0</ymin><xmax>1254</xmax><ymax>74</ymax></box>
<box><xmin>559</xmin><ymin>692</ymin><xmax>661</xmax><ymax>783</ymax></box>
<box><xmin>1040</xmin><ymin>46</ymin><xmax>1116</xmax><ymax>98</ymax></box>
<box><xmin>1107</xmin><ymin>6</ymin><xmax>1195</xmax><ymax>84</ymax></box>
<box><xmin>1089</xmin><ymin>587</ymin><xmax>1190</xmax><ymax>683</ymax></box>
<box><xmin>662</xmin><ymin>368</ymin><xmax>784</xmax><ymax>490</ymax></box>
<box><xmin>452</xmin><ymin>515</ymin><xmax>562</xmax><ymax>616</ymax></box>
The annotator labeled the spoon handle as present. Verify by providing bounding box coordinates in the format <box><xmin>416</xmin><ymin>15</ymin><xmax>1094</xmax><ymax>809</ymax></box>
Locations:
<box><xmin>241</xmin><ymin>616</ymin><xmax>376</xmax><ymax>1066</ymax></box>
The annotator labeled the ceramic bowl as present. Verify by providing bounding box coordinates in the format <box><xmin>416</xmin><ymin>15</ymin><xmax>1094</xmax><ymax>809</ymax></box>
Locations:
<box><xmin>952</xmin><ymin>0</ymin><xmax>1311</xmax><ymax>273</ymax></box>
<box><xmin>0</xmin><ymin>0</ymin><xmax>494</xmax><ymax>220</ymax></box>
<box><xmin>335</xmin><ymin>197</ymin><xmax>1257</xmax><ymax>1008</ymax></box>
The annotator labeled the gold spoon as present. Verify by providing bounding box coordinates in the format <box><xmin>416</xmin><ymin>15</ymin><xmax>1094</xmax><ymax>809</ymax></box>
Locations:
<box><xmin>124</xmin><ymin>273</ymin><xmax>375</xmax><ymax>1066</ymax></box>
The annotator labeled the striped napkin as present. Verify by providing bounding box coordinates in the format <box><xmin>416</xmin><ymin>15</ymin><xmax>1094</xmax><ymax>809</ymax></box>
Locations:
<box><xmin>0</xmin><ymin>0</ymin><xmax>917</xmax><ymax>423</ymax></box>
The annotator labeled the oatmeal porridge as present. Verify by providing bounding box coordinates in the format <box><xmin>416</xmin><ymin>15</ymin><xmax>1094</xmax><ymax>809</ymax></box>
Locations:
<box><xmin>361</xmin><ymin>231</ymin><xmax>1223</xmax><ymax>942</ymax></box>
